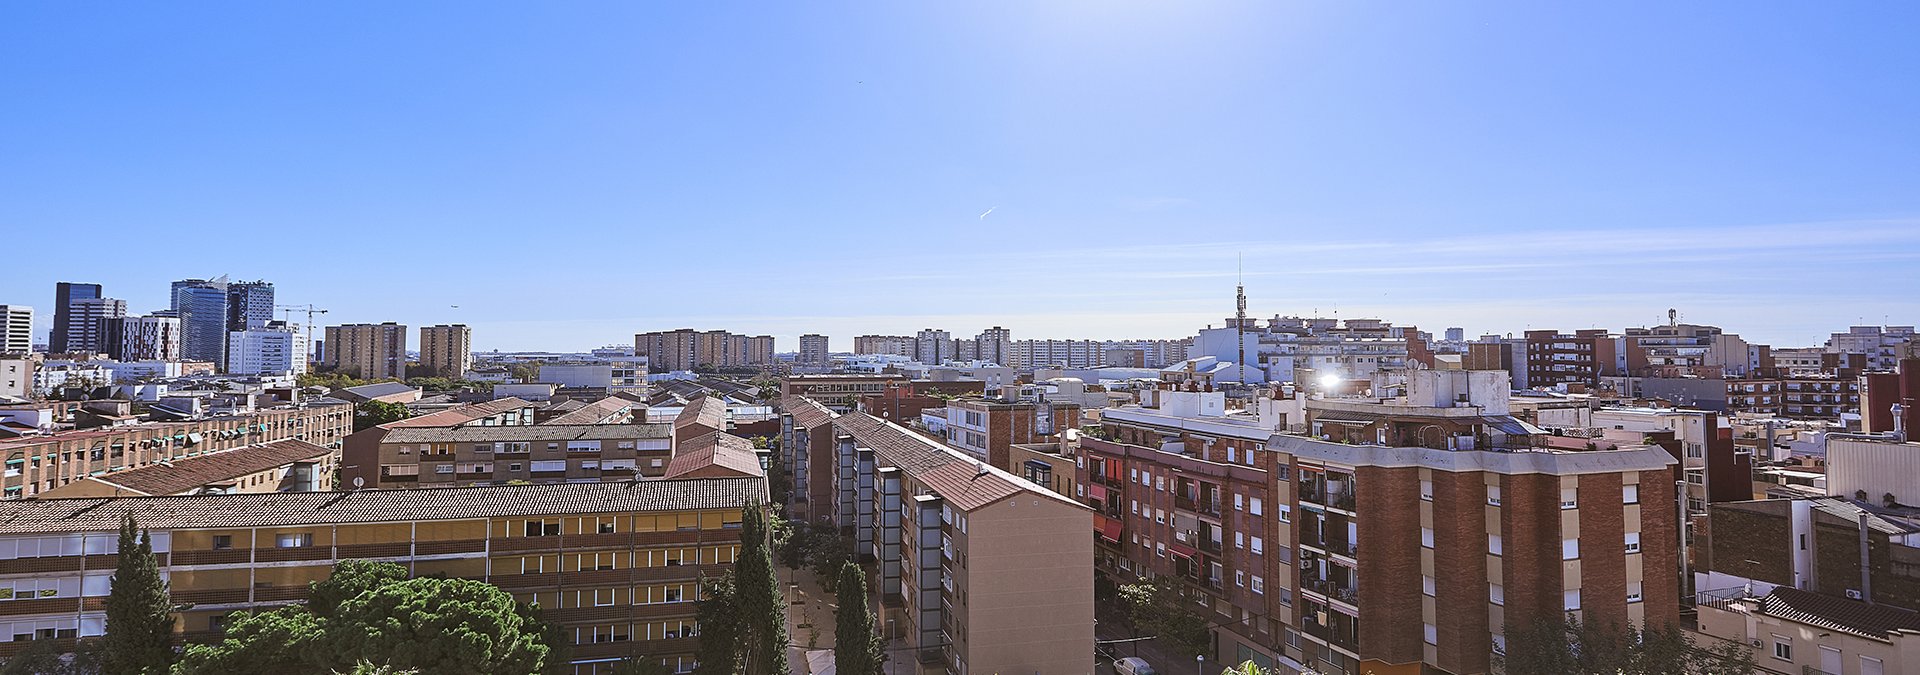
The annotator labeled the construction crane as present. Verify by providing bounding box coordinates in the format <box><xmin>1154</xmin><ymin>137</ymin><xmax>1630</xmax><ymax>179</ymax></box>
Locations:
<box><xmin>275</xmin><ymin>304</ymin><xmax>329</xmax><ymax>364</ymax></box>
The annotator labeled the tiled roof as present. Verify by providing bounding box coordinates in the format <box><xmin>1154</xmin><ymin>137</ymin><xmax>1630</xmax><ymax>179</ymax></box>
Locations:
<box><xmin>1761</xmin><ymin>587</ymin><xmax>1920</xmax><ymax>641</ymax></box>
<box><xmin>782</xmin><ymin>396</ymin><xmax>836</xmax><ymax>428</ymax></box>
<box><xmin>546</xmin><ymin>396</ymin><xmax>642</xmax><ymax>425</ymax></box>
<box><xmin>675</xmin><ymin>396</ymin><xmax>726</xmax><ymax>431</ymax></box>
<box><xmin>83</xmin><ymin>440</ymin><xmax>334</xmax><ymax>496</ymax></box>
<box><xmin>664</xmin><ymin>432</ymin><xmax>765</xmax><ymax>479</ymax></box>
<box><xmin>386</xmin><ymin>398</ymin><xmax>534</xmax><ymax>428</ymax></box>
<box><xmin>0</xmin><ymin>477</ymin><xmax>764</xmax><ymax>534</ymax></box>
<box><xmin>831</xmin><ymin>411</ymin><xmax>1083</xmax><ymax>512</ymax></box>
<box><xmin>382</xmin><ymin>423</ymin><xmax>671</xmax><ymax>444</ymax></box>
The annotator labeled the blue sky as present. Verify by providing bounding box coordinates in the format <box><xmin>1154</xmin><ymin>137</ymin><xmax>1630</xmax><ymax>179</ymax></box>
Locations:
<box><xmin>3</xmin><ymin>2</ymin><xmax>1917</xmax><ymax>352</ymax></box>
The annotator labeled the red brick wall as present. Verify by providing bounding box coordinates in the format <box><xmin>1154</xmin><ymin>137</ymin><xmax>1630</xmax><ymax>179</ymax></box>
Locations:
<box><xmin>1577</xmin><ymin>472</ymin><xmax>1629</xmax><ymax>630</ymax></box>
<box><xmin>1637</xmin><ymin>467</ymin><xmax>1682</xmax><ymax>627</ymax></box>
<box><xmin>1431</xmin><ymin>470</ymin><xmax>1491</xmax><ymax>674</ymax></box>
<box><xmin>1356</xmin><ymin>465</ymin><xmax>1424</xmax><ymax>665</ymax></box>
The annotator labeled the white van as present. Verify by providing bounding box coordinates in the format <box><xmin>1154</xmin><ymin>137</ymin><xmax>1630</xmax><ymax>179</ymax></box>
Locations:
<box><xmin>1115</xmin><ymin>657</ymin><xmax>1158</xmax><ymax>675</ymax></box>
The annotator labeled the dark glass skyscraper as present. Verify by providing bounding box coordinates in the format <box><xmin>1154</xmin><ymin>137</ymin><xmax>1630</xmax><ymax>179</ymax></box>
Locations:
<box><xmin>48</xmin><ymin>282</ymin><xmax>101</xmax><ymax>353</ymax></box>
<box><xmin>171</xmin><ymin>278</ymin><xmax>230</xmax><ymax>369</ymax></box>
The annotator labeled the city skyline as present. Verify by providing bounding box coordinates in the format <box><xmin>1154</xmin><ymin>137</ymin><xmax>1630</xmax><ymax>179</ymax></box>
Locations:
<box><xmin>4</xmin><ymin>3</ymin><xmax>1917</xmax><ymax>351</ymax></box>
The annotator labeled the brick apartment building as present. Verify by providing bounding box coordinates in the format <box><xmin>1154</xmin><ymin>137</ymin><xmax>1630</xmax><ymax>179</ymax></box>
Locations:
<box><xmin>0</xmin><ymin>400</ymin><xmax>351</xmax><ymax>500</ymax></box>
<box><xmin>341</xmin><ymin>398</ymin><xmax>678</xmax><ymax>488</ymax></box>
<box><xmin>39</xmin><ymin>439</ymin><xmax>336</xmax><ymax>498</ymax></box>
<box><xmin>942</xmin><ymin>397</ymin><xmax>1082</xmax><ymax>472</ymax></box>
<box><xmin>322</xmin><ymin>322</ymin><xmax>408</xmax><ymax>380</ymax></box>
<box><xmin>0</xmin><ymin>478</ymin><xmax>763</xmax><ymax>673</ymax></box>
<box><xmin>1524</xmin><ymin>329</ymin><xmax>1616</xmax><ymax>387</ymax></box>
<box><xmin>1081</xmin><ymin>369</ymin><xmax>1681</xmax><ymax>675</ymax></box>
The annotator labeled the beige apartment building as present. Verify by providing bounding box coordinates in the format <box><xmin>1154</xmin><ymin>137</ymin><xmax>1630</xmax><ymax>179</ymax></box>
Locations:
<box><xmin>38</xmin><ymin>439</ymin><xmax>336</xmax><ymax>498</ymax></box>
<box><xmin>323</xmin><ymin>322</ymin><xmax>408</xmax><ymax>380</ymax></box>
<box><xmin>635</xmin><ymin>329</ymin><xmax>777</xmax><ymax>372</ymax></box>
<box><xmin>418</xmin><ymin>324</ymin><xmax>472</xmax><ymax>379</ymax></box>
<box><xmin>821</xmin><ymin>409</ymin><xmax>1094</xmax><ymax>675</ymax></box>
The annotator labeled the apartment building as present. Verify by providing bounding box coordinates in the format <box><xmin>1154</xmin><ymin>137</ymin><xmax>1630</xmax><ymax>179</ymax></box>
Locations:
<box><xmin>1623</xmin><ymin>322</ymin><xmax>1753</xmax><ymax>378</ymax></box>
<box><xmin>171</xmin><ymin>279</ymin><xmax>231</xmax><ymax>369</ymax></box>
<box><xmin>1084</xmin><ymin>369</ymin><xmax>1681</xmax><ymax>675</ymax></box>
<box><xmin>1194</xmin><ymin>317</ymin><xmax>1425</xmax><ymax>384</ymax></box>
<box><xmin>1694</xmin><ymin>586</ymin><xmax>1915</xmax><ymax>675</ymax></box>
<box><xmin>227</xmin><ymin>322</ymin><xmax>307</xmax><ymax>377</ymax></box>
<box><xmin>914</xmin><ymin>329</ymin><xmax>953</xmax><ymax>365</ymax></box>
<box><xmin>828</xmin><ymin>411</ymin><xmax>1093</xmax><ymax>675</ymax></box>
<box><xmin>37</xmin><ymin>439</ymin><xmax>335</xmax><ymax>498</ymax></box>
<box><xmin>322</xmin><ymin>323</ymin><xmax>407</xmax><ymax>380</ymax></box>
<box><xmin>1010</xmin><ymin>339</ymin><xmax>1107</xmax><ymax>371</ymax></box>
<box><xmin>778</xmin><ymin>374</ymin><xmax>907</xmax><ymax>402</ymax></box>
<box><xmin>0</xmin><ymin>401</ymin><xmax>351</xmax><ymax>500</ymax></box>
<box><xmin>634</xmin><ymin>329</ymin><xmax>774</xmax><ymax>371</ymax></box>
<box><xmin>1707</xmin><ymin>496</ymin><xmax>1920</xmax><ymax>614</ymax></box>
<box><xmin>347</xmin><ymin>417</ymin><xmax>672</xmax><ymax>489</ymax></box>
<box><xmin>1861</xmin><ymin>357</ymin><xmax>1919</xmax><ymax>435</ymax></box>
<box><xmin>1523</xmin><ymin>329</ymin><xmax>1616</xmax><ymax>386</ymax></box>
<box><xmin>1827</xmin><ymin>326</ymin><xmax>1917</xmax><ymax>372</ymax></box>
<box><xmin>798</xmin><ymin>334</ymin><xmax>830</xmax><ymax>365</ymax></box>
<box><xmin>853</xmin><ymin>335</ymin><xmax>914</xmax><ymax>357</ymax></box>
<box><xmin>777</xmin><ymin>396</ymin><xmax>837</xmax><ymax>525</ymax></box>
<box><xmin>0</xmin><ymin>478</ymin><xmax>763</xmax><ymax>673</ymax></box>
<box><xmin>101</xmin><ymin>315</ymin><xmax>181</xmax><ymax>362</ymax></box>
<box><xmin>941</xmin><ymin>398</ymin><xmax>1081</xmax><ymax>472</ymax></box>
<box><xmin>419</xmin><ymin>324</ymin><xmax>473</xmax><ymax>378</ymax></box>
<box><xmin>0</xmin><ymin>306</ymin><xmax>30</xmax><ymax>355</ymax></box>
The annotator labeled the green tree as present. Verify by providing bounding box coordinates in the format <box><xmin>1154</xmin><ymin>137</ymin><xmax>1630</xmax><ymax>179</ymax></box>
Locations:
<box><xmin>105</xmin><ymin>515</ymin><xmax>174</xmax><ymax>675</ymax></box>
<box><xmin>2</xmin><ymin>638</ymin><xmax>72</xmax><ymax>675</ymax></box>
<box><xmin>1220</xmin><ymin>661</ymin><xmax>1275</xmax><ymax>675</ymax></box>
<box><xmin>1497</xmin><ymin>614</ymin><xmax>1756</xmax><ymax>675</ymax></box>
<box><xmin>326</xmin><ymin>577</ymin><xmax>552</xmax><ymax>674</ymax></box>
<box><xmin>610</xmin><ymin>656</ymin><xmax>674</xmax><ymax>675</ymax></box>
<box><xmin>173</xmin><ymin>606</ymin><xmax>325</xmax><ymax>674</ymax></box>
<box><xmin>807</xmin><ymin>528</ymin><xmax>850</xmax><ymax>595</ymax></box>
<box><xmin>308</xmin><ymin>560</ymin><xmax>409</xmax><ymax>619</ymax></box>
<box><xmin>833</xmin><ymin>562</ymin><xmax>884</xmax><ymax>675</ymax></box>
<box><xmin>694</xmin><ymin>572</ymin><xmax>742</xmax><ymax>675</ymax></box>
<box><xmin>1118</xmin><ymin>578</ymin><xmax>1209</xmax><ymax>659</ymax></box>
<box><xmin>354</xmin><ymin>400</ymin><xmax>413</xmax><ymax>431</ymax></box>
<box><xmin>736</xmin><ymin>505</ymin><xmax>789</xmax><ymax>675</ymax></box>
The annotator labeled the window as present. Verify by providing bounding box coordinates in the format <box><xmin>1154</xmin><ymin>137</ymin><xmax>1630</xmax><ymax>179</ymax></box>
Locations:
<box><xmin>1419</xmin><ymin>480</ymin><xmax>1433</xmax><ymax>501</ymax></box>
<box><xmin>1234</xmin><ymin>494</ymin><xmax>1244</xmax><ymax>511</ymax></box>
<box><xmin>1251</xmin><ymin>576</ymin><xmax>1264</xmax><ymax>594</ymax></box>
<box><xmin>1562</xmin><ymin>538</ymin><xmax>1580</xmax><ymax>560</ymax></box>
<box><xmin>1277</xmin><ymin>504</ymin><xmax>1291</xmax><ymax>523</ymax></box>
<box><xmin>1155</xmin><ymin>509</ymin><xmax>1165</xmax><ymax>525</ymax></box>
<box><xmin>1771</xmin><ymin>636</ymin><xmax>1791</xmax><ymax>661</ymax></box>
<box><xmin>1627</xmin><ymin>581</ymin><xmax>1643</xmax><ymax>603</ymax></box>
<box><xmin>1625</xmin><ymin>532</ymin><xmax>1641</xmax><ymax>553</ymax></box>
<box><xmin>1250</xmin><ymin>497</ymin><xmax>1263</xmax><ymax>516</ymax></box>
<box><xmin>1492</xmin><ymin>634</ymin><xmax>1507</xmax><ymax>654</ymax></box>
<box><xmin>1236</xmin><ymin>533</ymin><xmax>1245</xmax><ymax>549</ymax></box>
<box><xmin>1131</xmin><ymin>500</ymin><xmax>1139</xmax><ymax>515</ymax></box>
<box><xmin>1563</xmin><ymin>589</ymin><xmax>1581</xmax><ymax>611</ymax></box>
<box><xmin>1421</xmin><ymin>527</ymin><xmax>1434</xmax><ymax>548</ymax></box>
<box><xmin>1561</xmin><ymin>488</ymin><xmax>1578</xmax><ymax>509</ymax></box>
<box><xmin>1235</xmin><ymin>570</ymin><xmax>1246</xmax><ymax>587</ymax></box>
<box><xmin>1487</xmin><ymin>485</ymin><xmax>1502</xmax><ymax>506</ymax></box>
<box><xmin>1251</xmin><ymin>537</ymin><xmax>1264</xmax><ymax>555</ymax></box>
<box><xmin>212</xmin><ymin>535</ymin><xmax>232</xmax><ymax>550</ymax></box>
<box><xmin>276</xmin><ymin>533</ymin><xmax>313</xmax><ymax>548</ymax></box>
<box><xmin>1489</xmin><ymin>534</ymin><xmax>1503</xmax><ymax>555</ymax></box>
<box><xmin>1155</xmin><ymin>476</ymin><xmax>1164</xmax><ymax>491</ymax></box>
<box><xmin>1422</xmin><ymin>575</ymin><xmax>1435</xmax><ymax>596</ymax></box>
<box><xmin>434</xmin><ymin>464</ymin><xmax>454</xmax><ymax>474</ymax></box>
<box><xmin>1275</xmin><ymin>466</ymin><xmax>1291</xmax><ymax>481</ymax></box>
<box><xmin>1130</xmin><ymin>468</ymin><xmax>1138</xmax><ymax>482</ymax></box>
<box><xmin>1423</xmin><ymin>623</ymin><xmax>1438</xmax><ymax>646</ymax></box>
<box><xmin>1623</xmin><ymin>484</ymin><xmax>1639</xmax><ymax>504</ymax></box>
<box><xmin>1490</xmin><ymin>583</ymin><xmax>1504</xmax><ymax>605</ymax></box>
<box><xmin>1156</xmin><ymin>542</ymin><xmax>1166</xmax><ymax>557</ymax></box>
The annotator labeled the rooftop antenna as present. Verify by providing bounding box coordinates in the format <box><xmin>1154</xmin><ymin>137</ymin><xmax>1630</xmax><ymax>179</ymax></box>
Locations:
<box><xmin>1237</xmin><ymin>254</ymin><xmax>1248</xmax><ymax>386</ymax></box>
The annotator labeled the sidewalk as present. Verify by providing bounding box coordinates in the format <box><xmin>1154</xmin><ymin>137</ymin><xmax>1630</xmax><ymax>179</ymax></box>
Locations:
<box><xmin>1094</xmin><ymin>607</ymin><xmax>1224</xmax><ymax>675</ymax></box>
<box><xmin>784</xmin><ymin>565</ymin><xmax>837</xmax><ymax>675</ymax></box>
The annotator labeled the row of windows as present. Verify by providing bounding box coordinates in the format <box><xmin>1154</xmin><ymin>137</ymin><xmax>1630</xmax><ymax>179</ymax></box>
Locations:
<box><xmin>508</xmin><ymin>546</ymin><xmax>739</xmax><ymax>572</ymax></box>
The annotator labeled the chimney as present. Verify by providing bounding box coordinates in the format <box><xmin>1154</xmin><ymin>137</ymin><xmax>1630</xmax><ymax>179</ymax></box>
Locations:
<box><xmin>1894</xmin><ymin>403</ymin><xmax>1908</xmax><ymax>442</ymax></box>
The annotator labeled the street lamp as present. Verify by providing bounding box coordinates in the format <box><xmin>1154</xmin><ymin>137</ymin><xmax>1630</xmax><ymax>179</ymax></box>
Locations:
<box><xmin>1196</xmin><ymin>653</ymin><xmax>1205</xmax><ymax>675</ymax></box>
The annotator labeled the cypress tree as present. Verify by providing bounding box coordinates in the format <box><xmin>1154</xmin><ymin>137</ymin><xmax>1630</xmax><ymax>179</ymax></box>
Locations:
<box><xmin>736</xmin><ymin>504</ymin><xmax>789</xmax><ymax>675</ymax></box>
<box><xmin>693</xmin><ymin>572</ymin><xmax>742</xmax><ymax>675</ymax></box>
<box><xmin>833</xmin><ymin>562</ymin><xmax>883</xmax><ymax>675</ymax></box>
<box><xmin>104</xmin><ymin>514</ymin><xmax>174</xmax><ymax>674</ymax></box>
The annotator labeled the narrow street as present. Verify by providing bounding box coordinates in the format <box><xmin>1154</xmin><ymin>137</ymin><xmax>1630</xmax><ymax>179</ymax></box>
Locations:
<box><xmin>1094</xmin><ymin>607</ymin><xmax>1226</xmax><ymax>675</ymax></box>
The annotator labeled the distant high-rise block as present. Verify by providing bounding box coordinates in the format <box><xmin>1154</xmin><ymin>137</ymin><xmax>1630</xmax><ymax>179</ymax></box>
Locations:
<box><xmin>230</xmin><ymin>321</ymin><xmax>307</xmax><ymax>376</ymax></box>
<box><xmin>323</xmin><ymin>322</ymin><xmax>407</xmax><ymax>380</ymax></box>
<box><xmin>63</xmin><ymin>297</ymin><xmax>126</xmax><ymax>355</ymax></box>
<box><xmin>171</xmin><ymin>278</ymin><xmax>231</xmax><ymax>369</ymax></box>
<box><xmin>635</xmin><ymin>328</ymin><xmax>776</xmax><ymax>372</ymax></box>
<box><xmin>103</xmin><ymin>315</ymin><xmax>181</xmax><ymax>361</ymax></box>
<box><xmin>0</xmin><ymin>306</ymin><xmax>31</xmax><ymax>355</ymax></box>
<box><xmin>48</xmin><ymin>282</ymin><xmax>101</xmax><ymax>354</ymax></box>
<box><xmin>419</xmin><ymin>324</ymin><xmax>473</xmax><ymax>378</ymax></box>
<box><xmin>798</xmin><ymin>334</ymin><xmax>830</xmax><ymax>365</ymax></box>
<box><xmin>226</xmin><ymin>280</ymin><xmax>275</xmax><ymax>331</ymax></box>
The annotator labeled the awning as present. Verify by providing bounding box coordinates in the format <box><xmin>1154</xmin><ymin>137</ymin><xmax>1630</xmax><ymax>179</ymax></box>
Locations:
<box><xmin>186</xmin><ymin>433</ymin><xmax>203</xmax><ymax>445</ymax></box>
<box><xmin>1169</xmin><ymin>542</ymin><xmax>1199</xmax><ymax>559</ymax></box>
<box><xmin>1483</xmin><ymin>416</ymin><xmax>1547</xmax><ymax>436</ymax></box>
<box><xmin>1097</xmin><ymin>517</ymin><xmax>1123</xmax><ymax>543</ymax></box>
<box><xmin>1088</xmin><ymin>484</ymin><xmax>1108</xmax><ymax>501</ymax></box>
<box><xmin>1313</xmin><ymin>414</ymin><xmax>1375</xmax><ymax>426</ymax></box>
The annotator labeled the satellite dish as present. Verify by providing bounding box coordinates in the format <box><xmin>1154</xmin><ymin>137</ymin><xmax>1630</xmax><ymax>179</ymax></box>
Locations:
<box><xmin>351</xmin><ymin>476</ymin><xmax>365</xmax><ymax>489</ymax></box>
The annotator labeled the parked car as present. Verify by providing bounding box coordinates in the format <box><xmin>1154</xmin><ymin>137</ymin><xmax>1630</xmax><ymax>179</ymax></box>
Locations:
<box><xmin>1115</xmin><ymin>657</ymin><xmax>1158</xmax><ymax>675</ymax></box>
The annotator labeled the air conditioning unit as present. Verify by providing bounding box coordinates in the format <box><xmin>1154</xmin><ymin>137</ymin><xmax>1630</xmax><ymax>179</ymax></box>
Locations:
<box><xmin>1846</xmin><ymin>589</ymin><xmax>1863</xmax><ymax>600</ymax></box>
